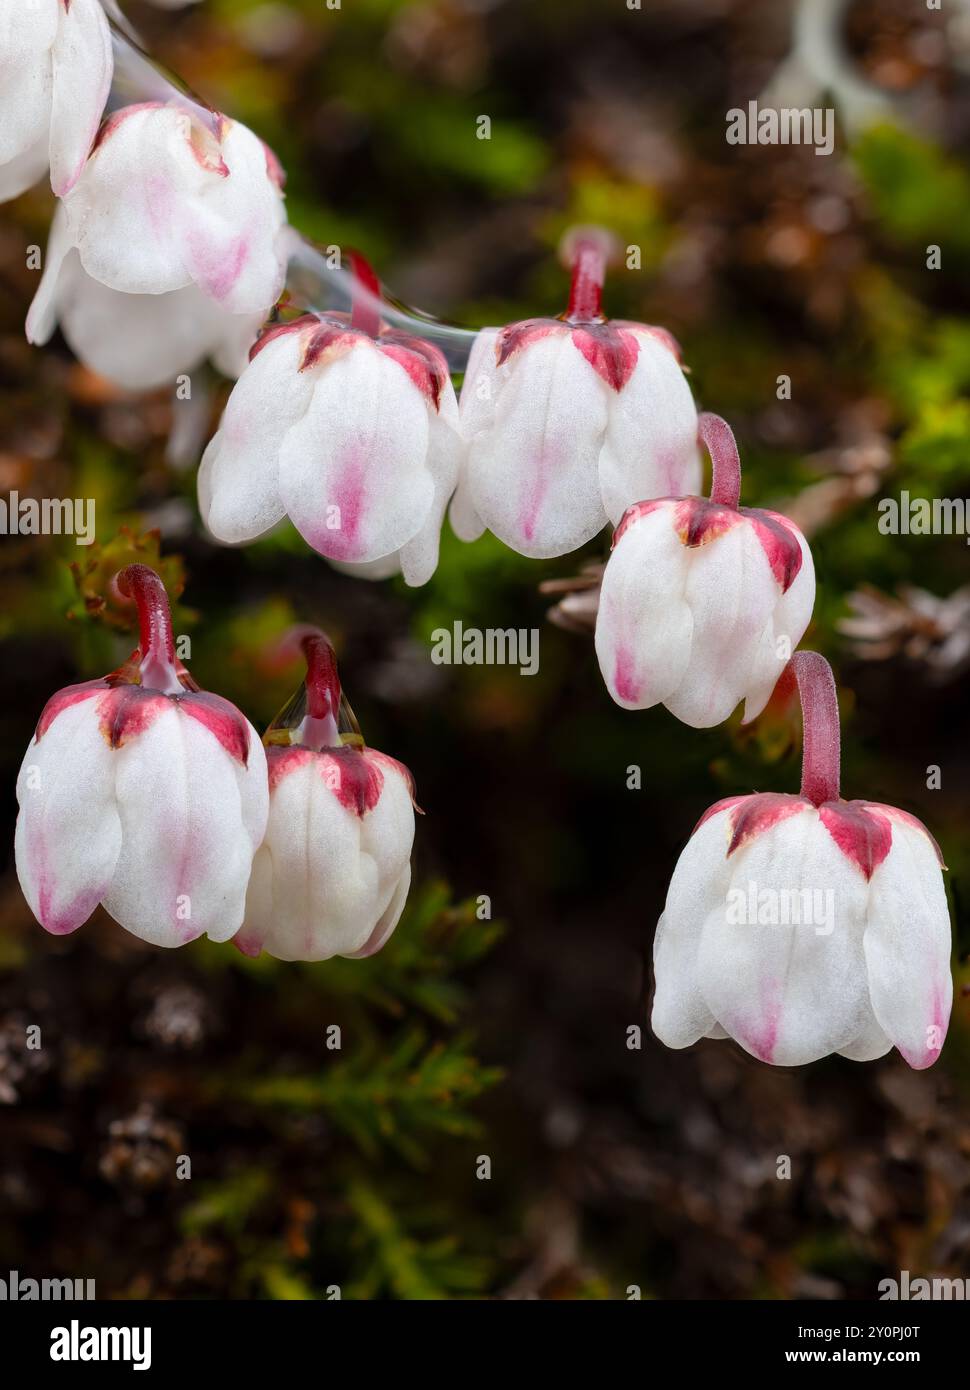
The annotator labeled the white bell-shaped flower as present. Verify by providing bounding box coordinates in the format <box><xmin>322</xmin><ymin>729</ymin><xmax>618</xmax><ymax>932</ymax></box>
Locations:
<box><xmin>198</xmin><ymin>254</ymin><xmax>462</xmax><ymax>587</ymax></box>
<box><xmin>595</xmin><ymin>413</ymin><xmax>816</xmax><ymax>727</ymax></box>
<box><xmin>236</xmin><ymin>629</ymin><xmax>416</xmax><ymax>962</ymax></box>
<box><xmin>15</xmin><ymin>565</ymin><xmax>268</xmax><ymax>948</ymax></box>
<box><xmin>54</xmin><ymin>100</ymin><xmax>288</xmax><ymax>315</ymax></box>
<box><xmin>652</xmin><ymin>652</ymin><xmax>953</xmax><ymax>1069</ymax></box>
<box><xmin>450</xmin><ymin>227</ymin><xmax>701</xmax><ymax>559</ymax></box>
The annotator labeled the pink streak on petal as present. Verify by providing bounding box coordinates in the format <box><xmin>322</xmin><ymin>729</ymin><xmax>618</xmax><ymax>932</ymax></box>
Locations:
<box><xmin>232</xmin><ymin>933</ymin><xmax>263</xmax><ymax>958</ymax></box>
<box><xmin>612</xmin><ymin>644</ymin><xmax>640</xmax><ymax>703</ymax></box>
<box><xmin>518</xmin><ymin>443</ymin><xmax>556</xmax><ymax>545</ymax></box>
<box><xmin>319</xmin><ymin>446</ymin><xmax>367</xmax><ymax>560</ymax></box>
<box><xmin>899</xmin><ymin>982</ymin><xmax>950</xmax><ymax>1070</ymax></box>
<box><xmin>187</xmin><ymin>230</ymin><xmax>250</xmax><ymax>304</ymax></box>
<box><xmin>739</xmin><ymin>989</ymin><xmax>781</xmax><ymax>1063</ymax></box>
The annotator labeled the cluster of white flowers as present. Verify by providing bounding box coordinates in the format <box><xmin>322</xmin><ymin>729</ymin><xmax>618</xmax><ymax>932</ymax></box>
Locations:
<box><xmin>15</xmin><ymin>566</ymin><xmax>415</xmax><ymax>961</ymax></box>
<box><xmin>9</xmin><ymin>2</ymin><xmax>954</xmax><ymax>1067</ymax></box>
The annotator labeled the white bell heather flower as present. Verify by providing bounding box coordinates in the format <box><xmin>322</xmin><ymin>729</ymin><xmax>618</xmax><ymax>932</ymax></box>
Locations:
<box><xmin>0</xmin><ymin>0</ymin><xmax>112</xmax><ymax>202</ymax></box>
<box><xmin>52</xmin><ymin>100</ymin><xmax>287</xmax><ymax>316</ymax></box>
<box><xmin>26</xmin><ymin>206</ymin><xmax>264</xmax><ymax>391</ymax></box>
<box><xmin>450</xmin><ymin>227</ymin><xmax>701</xmax><ymax>559</ymax></box>
<box><xmin>595</xmin><ymin>413</ymin><xmax>815</xmax><ymax>727</ymax></box>
<box><xmin>15</xmin><ymin>565</ymin><xmax>269</xmax><ymax>948</ymax></box>
<box><xmin>198</xmin><ymin>253</ymin><xmax>462</xmax><ymax>587</ymax></box>
<box><xmin>653</xmin><ymin>652</ymin><xmax>952</xmax><ymax>1069</ymax></box>
<box><xmin>235</xmin><ymin>629</ymin><xmax>416</xmax><ymax>962</ymax></box>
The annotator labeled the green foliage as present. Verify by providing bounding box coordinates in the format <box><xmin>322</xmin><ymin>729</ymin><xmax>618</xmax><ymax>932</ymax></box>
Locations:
<box><xmin>854</xmin><ymin>124</ymin><xmax>970</xmax><ymax>255</ymax></box>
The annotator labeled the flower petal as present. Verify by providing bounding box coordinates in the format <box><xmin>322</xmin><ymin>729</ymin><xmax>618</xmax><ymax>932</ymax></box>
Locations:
<box><xmin>278</xmin><ymin>342</ymin><xmax>433</xmax><ymax>563</ymax></box>
<box><xmin>199</xmin><ymin>325</ymin><xmax>312</xmax><ymax>542</ymax></box>
<box><xmin>101</xmin><ymin>704</ymin><xmax>267</xmax><ymax>947</ymax></box>
<box><xmin>48</xmin><ymin>0</ymin><xmax>112</xmax><ymax>196</ymax></box>
<box><xmin>651</xmin><ymin>806</ymin><xmax>735</xmax><ymax>1048</ymax></box>
<box><xmin>240</xmin><ymin>752</ymin><xmax>414</xmax><ymax>961</ymax></box>
<box><xmin>595</xmin><ymin>502</ymin><xmax>692</xmax><ymax>709</ymax></box>
<box><xmin>15</xmin><ymin>697</ymin><xmax>121</xmax><ymax>936</ymax></box>
<box><xmin>696</xmin><ymin>809</ymin><xmax>873</xmax><ymax>1065</ymax></box>
<box><xmin>862</xmin><ymin>817</ymin><xmax>952</xmax><ymax>1069</ymax></box>
<box><xmin>598</xmin><ymin>329</ymin><xmax>700</xmax><ymax>523</ymax></box>
<box><xmin>465</xmin><ymin>332</ymin><xmax>610</xmax><ymax>558</ymax></box>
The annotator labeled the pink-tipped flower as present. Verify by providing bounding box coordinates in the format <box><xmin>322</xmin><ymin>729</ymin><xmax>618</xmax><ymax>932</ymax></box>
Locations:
<box><xmin>15</xmin><ymin>566</ymin><xmax>268</xmax><ymax>948</ymax></box>
<box><xmin>595</xmin><ymin>413</ymin><xmax>815</xmax><ymax>727</ymax></box>
<box><xmin>0</xmin><ymin>0</ymin><xmax>112</xmax><ymax>201</ymax></box>
<box><xmin>450</xmin><ymin>226</ymin><xmax>701</xmax><ymax>559</ymax></box>
<box><xmin>236</xmin><ymin>629</ymin><xmax>416</xmax><ymax>961</ymax></box>
<box><xmin>26</xmin><ymin>205</ymin><xmax>264</xmax><ymax>391</ymax></box>
<box><xmin>653</xmin><ymin>652</ymin><xmax>953</xmax><ymax>1069</ymax></box>
<box><xmin>47</xmin><ymin>100</ymin><xmax>287</xmax><ymax>316</ymax></box>
<box><xmin>198</xmin><ymin>254</ymin><xmax>462</xmax><ymax>586</ymax></box>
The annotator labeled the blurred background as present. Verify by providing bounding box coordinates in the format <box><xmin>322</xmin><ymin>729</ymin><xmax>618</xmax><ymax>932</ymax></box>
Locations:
<box><xmin>1</xmin><ymin>0</ymin><xmax>969</xmax><ymax>1299</ymax></box>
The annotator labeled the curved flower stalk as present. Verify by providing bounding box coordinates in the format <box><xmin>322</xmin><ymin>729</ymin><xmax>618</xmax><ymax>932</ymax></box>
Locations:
<box><xmin>652</xmin><ymin>651</ymin><xmax>953</xmax><ymax>1069</ymax></box>
<box><xmin>595</xmin><ymin>413</ymin><xmax>816</xmax><ymax>728</ymax></box>
<box><xmin>198</xmin><ymin>253</ymin><xmax>463</xmax><ymax>587</ymax></box>
<box><xmin>449</xmin><ymin>226</ymin><xmax>701</xmax><ymax>560</ymax></box>
<box><xmin>0</xmin><ymin>0</ymin><xmax>112</xmax><ymax>202</ymax></box>
<box><xmin>15</xmin><ymin>565</ymin><xmax>268</xmax><ymax>948</ymax></box>
<box><xmin>236</xmin><ymin>628</ymin><xmax>416</xmax><ymax>962</ymax></box>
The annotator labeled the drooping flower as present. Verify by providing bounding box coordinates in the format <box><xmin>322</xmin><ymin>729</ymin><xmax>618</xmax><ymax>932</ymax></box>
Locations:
<box><xmin>15</xmin><ymin>565</ymin><xmax>268</xmax><ymax>947</ymax></box>
<box><xmin>198</xmin><ymin>253</ymin><xmax>462</xmax><ymax>587</ymax></box>
<box><xmin>49</xmin><ymin>100</ymin><xmax>287</xmax><ymax>316</ymax></box>
<box><xmin>26</xmin><ymin>205</ymin><xmax>264</xmax><ymax>391</ymax></box>
<box><xmin>652</xmin><ymin>651</ymin><xmax>952</xmax><ymax>1069</ymax></box>
<box><xmin>595</xmin><ymin>413</ymin><xmax>815</xmax><ymax>727</ymax></box>
<box><xmin>0</xmin><ymin>0</ymin><xmax>112</xmax><ymax>202</ymax></box>
<box><xmin>235</xmin><ymin>629</ymin><xmax>416</xmax><ymax>962</ymax></box>
<box><xmin>449</xmin><ymin>226</ymin><xmax>701</xmax><ymax>559</ymax></box>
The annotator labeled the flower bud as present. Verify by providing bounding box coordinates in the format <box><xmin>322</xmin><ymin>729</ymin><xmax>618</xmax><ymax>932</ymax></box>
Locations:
<box><xmin>235</xmin><ymin>630</ymin><xmax>416</xmax><ymax>961</ymax></box>
<box><xmin>652</xmin><ymin>652</ymin><xmax>952</xmax><ymax>1069</ymax></box>
<box><xmin>54</xmin><ymin>101</ymin><xmax>288</xmax><ymax>316</ymax></box>
<box><xmin>15</xmin><ymin>565</ymin><xmax>268</xmax><ymax>947</ymax></box>
<box><xmin>595</xmin><ymin>413</ymin><xmax>815</xmax><ymax>727</ymax></box>
<box><xmin>450</xmin><ymin>227</ymin><xmax>700</xmax><ymax>559</ymax></box>
<box><xmin>198</xmin><ymin>253</ymin><xmax>462</xmax><ymax>586</ymax></box>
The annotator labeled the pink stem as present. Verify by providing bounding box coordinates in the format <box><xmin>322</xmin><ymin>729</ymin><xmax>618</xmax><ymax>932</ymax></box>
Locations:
<box><xmin>116</xmin><ymin>564</ymin><xmax>182</xmax><ymax>695</ymax></box>
<box><xmin>566</xmin><ymin>237</ymin><xmax>607</xmax><ymax>322</ymax></box>
<box><xmin>300</xmin><ymin>630</ymin><xmax>342</xmax><ymax>748</ymax></box>
<box><xmin>791</xmin><ymin>651</ymin><xmax>841</xmax><ymax>806</ymax></box>
<box><xmin>348</xmin><ymin>250</ymin><xmax>382</xmax><ymax>338</ymax></box>
<box><xmin>699</xmin><ymin>413</ymin><xmax>742</xmax><ymax>509</ymax></box>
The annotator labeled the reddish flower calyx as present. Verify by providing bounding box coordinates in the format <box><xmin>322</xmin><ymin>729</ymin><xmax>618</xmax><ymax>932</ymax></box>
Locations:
<box><xmin>34</xmin><ymin>565</ymin><xmax>251</xmax><ymax>766</ymax></box>
<box><xmin>611</xmin><ymin>414</ymin><xmax>804</xmax><ymax>594</ymax></box>
<box><xmin>695</xmin><ymin>653</ymin><xmax>944</xmax><ymax>879</ymax></box>
<box><xmin>263</xmin><ymin>628</ymin><xmax>419</xmax><ymax>817</ymax></box>
<box><xmin>247</xmin><ymin>251</ymin><xmax>451</xmax><ymax>413</ymax></box>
